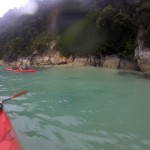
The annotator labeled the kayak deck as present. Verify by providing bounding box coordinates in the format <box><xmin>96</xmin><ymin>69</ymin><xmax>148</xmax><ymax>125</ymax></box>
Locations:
<box><xmin>0</xmin><ymin>110</ymin><xmax>21</xmax><ymax>150</ymax></box>
<box><xmin>5</xmin><ymin>68</ymin><xmax>37</xmax><ymax>72</ymax></box>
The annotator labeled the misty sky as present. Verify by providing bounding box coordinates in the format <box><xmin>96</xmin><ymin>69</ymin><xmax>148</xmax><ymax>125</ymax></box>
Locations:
<box><xmin>0</xmin><ymin>0</ymin><xmax>30</xmax><ymax>17</ymax></box>
<box><xmin>0</xmin><ymin>0</ymin><xmax>90</xmax><ymax>17</ymax></box>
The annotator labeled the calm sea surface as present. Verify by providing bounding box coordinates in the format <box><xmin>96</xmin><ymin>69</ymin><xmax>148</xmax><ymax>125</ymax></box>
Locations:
<box><xmin>0</xmin><ymin>66</ymin><xmax>150</xmax><ymax>150</ymax></box>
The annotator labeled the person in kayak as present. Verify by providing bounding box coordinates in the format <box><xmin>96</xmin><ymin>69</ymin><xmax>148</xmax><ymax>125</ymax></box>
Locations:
<box><xmin>22</xmin><ymin>60</ymin><xmax>31</xmax><ymax>70</ymax></box>
<box><xmin>0</xmin><ymin>100</ymin><xmax>3</xmax><ymax>110</ymax></box>
<box><xmin>12</xmin><ymin>66</ymin><xmax>19</xmax><ymax>70</ymax></box>
<box><xmin>11</xmin><ymin>59</ymin><xmax>31</xmax><ymax>70</ymax></box>
<box><xmin>11</xmin><ymin>58</ymin><xmax>22</xmax><ymax>70</ymax></box>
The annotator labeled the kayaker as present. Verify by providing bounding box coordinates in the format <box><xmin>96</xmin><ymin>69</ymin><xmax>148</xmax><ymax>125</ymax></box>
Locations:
<box><xmin>12</xmin><ymin>59</ymin><xmax>22</xmax><ymax>70</ymax></box>
<box><xmin>22</xmin><ymin>59</ymin><xmax>31</xmax><ymax>70</ymax></box>
<box><xmin>12</xmin><ymin>66</ymin><xmax>19</xmax><ymax>70</ymax></box>
<box><xmin>0</xmin><ymin>100</ymin><xmax>3</xmax><ymax>110</ymax></box>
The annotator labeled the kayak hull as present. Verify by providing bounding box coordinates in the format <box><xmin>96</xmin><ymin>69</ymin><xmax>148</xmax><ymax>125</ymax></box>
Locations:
<box><xmin>0</xmin><ymin>110</ymin><xmax>21</xmax><ymax>150</ymax></box>
<box><xmin>5</xmin><ymin>68</ymin><xmax>37</xmax><ymax>72</ymax></box>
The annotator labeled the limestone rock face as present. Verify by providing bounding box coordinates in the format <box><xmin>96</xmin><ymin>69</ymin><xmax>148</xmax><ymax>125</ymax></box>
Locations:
<box><xmin>103</xmin><ymin>55</ymin><xmax>121</xmax><ymax>69</ymax></box>
<box><xmin>31</xmin><ymin>51</ymin><xmax>68</xmax><ymax>65</ymax></box>
<box><xmin>73</xmin><ymin>56</ymin><xmax>101</xmax><ymax>66</ymax></box>
<box><xmin>32</xmin><ymin>56</ymin><xmax>51</xmax><ymax>65</ymax></box>
<box><xmin>87</xmin><ymin>56</ymin><xmax>100</xmax><ymax>66</ymax></box>
<box><xmin>0</xmin><ymin>60</ymin><xmax>6</xmax><ymax>66</ymax></box>
<box><xmin>119</xmin><ymin>59</ymin><xmax>138</xmax><ymax>70</ymax></box>
<box><xmin>135</xmin><ymin>43</ymin><xmax>150</xmax><ymax>72</ymax></box>
<box><xmin>73</xmin><ymin>58</ymin><xmax>89</xmax><ymax>66</ymax></box>
<box><xmin>49</xmin><ymin>51</ymin><xmax>67</xmax><ymax>65</ymax></box>
<box><xmin>66</xmin><ymin>56</ymin><xmax>74</xmax><ymax>63</ymax></box>
<box><xmin>32</xmin><ymin>56</ymin><xmax>44</xmax><ymax>65</ymax></box>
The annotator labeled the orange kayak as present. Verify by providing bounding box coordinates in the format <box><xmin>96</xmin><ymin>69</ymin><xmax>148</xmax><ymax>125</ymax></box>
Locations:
<box><xmin>0</xmin><ymin>110</ymin><xmax>21</xmax><ymax>150</ymax></box>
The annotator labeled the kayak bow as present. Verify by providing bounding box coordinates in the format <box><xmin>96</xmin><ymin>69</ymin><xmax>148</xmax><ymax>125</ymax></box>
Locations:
<box><xmin>0</xmin><ymin>91</ymin><xmax>28</xmax><ymax>150</ymax></box>
<box><xmin>0</xmin><ymin>110</ymin><xmax>21</xmax><ymax>150</ymax></box>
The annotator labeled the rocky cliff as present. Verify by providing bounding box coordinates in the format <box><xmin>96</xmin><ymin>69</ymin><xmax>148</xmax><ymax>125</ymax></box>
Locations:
<box><xmin>135</xmin><ymin>41</ymin><xmax>150</xmax><ymax>76</ymax></box>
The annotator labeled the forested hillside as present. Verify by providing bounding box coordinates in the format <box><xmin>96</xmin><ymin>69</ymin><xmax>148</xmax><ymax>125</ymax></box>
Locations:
<box><xmin>0</xmin><ymin>0</ymin><xmax>150</xmax><ymax>61</ymax></box>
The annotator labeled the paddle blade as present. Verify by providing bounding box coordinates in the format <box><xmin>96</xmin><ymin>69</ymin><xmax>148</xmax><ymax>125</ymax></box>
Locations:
<box><xmin>3</xmin><ymin>90</ymin><xmax>28</xmax><ymax>102</ymax></box>
<box><xmin>11</xmin><ymin>90</ymin><xmax>28</xmax><ymax>99</ymax></box>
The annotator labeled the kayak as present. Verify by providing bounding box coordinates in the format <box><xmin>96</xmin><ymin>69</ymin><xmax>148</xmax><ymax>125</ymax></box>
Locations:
<box><xmin>0</xmin><ymin>110</ymin><xmax>21</xmax><ymax>150</ymax></box>
<box><xmin>0</xmin><ymin>91</ymin><xmax>28</xmax><ymax>150</ymax></box>
<box><xmin>5</xmin><ymin>68</ymin><xmax>37</xmax><ymax>72</ymax></box>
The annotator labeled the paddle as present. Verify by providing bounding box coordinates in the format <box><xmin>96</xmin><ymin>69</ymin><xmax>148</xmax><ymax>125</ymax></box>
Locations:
<box><xmin>2</xmin><ymin>90</ymin><xmax>28</xmax><ymax>103</ymax></box>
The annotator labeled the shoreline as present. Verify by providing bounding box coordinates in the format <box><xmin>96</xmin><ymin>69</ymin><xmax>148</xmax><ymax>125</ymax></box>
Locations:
<box><xmin>1</xmin><ymin>61</ymin><xmax>149</xmax><ymax>79</ymax></box>
<box><xmin>34</xmin><ymin>63</ymin><xmax>146</xmax><ymax>78</ymax></box>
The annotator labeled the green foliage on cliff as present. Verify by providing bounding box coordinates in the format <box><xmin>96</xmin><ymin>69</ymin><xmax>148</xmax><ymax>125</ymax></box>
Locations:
<box><xmin>95</xmin><ymin>5</ymin><xmax>138</xmax><ymax>57</ymax></box>
<box><xmin>57</xmin><ymin>17</ymin><xmax>99</xmax><ymax>57</ymax></box>
<box><xmin>57</xmin><ymin>0</ymin><xmax>150</xmax><ymax>59</ymax></box>
<box><xmin>137</xmin><ymin>3</ymin><xmax>150</xmax><ymax>47</ymax></box>
<box><xmin>58</xmin><ymin>4</ymin><xmax>138</xmax><ymax>58</ymax></box>
<box><xmin>0</xmin><ymin>0</ymin><xmax>150</xmax><ymax>60</ymax></box>
<box><xmin>31</xmin><ymin>32</ymin><xmax>53</xmax><ymax>54</ymax></box>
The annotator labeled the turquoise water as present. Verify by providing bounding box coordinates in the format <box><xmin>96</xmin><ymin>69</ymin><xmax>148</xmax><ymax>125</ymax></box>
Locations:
<box><xmin>0</xmin><ymin>66</ymin><xmax>150</xmax><ymax>150</ymax></box>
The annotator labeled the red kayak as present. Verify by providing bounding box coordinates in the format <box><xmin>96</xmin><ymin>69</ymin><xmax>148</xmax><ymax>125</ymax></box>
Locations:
<box><xmin>5</xmin><ymin>68</ymin><xmax>37</xmax><ymax>72</ymax></box>
<box><xmin>0</xmin><ymin>91</ymin><xmax>28</xmax><ymax>150</ymax></box>
<box><xmin>0</xmin><ymin>110</ymin><xmax>21</xmax><ymax>150</ymax></box>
